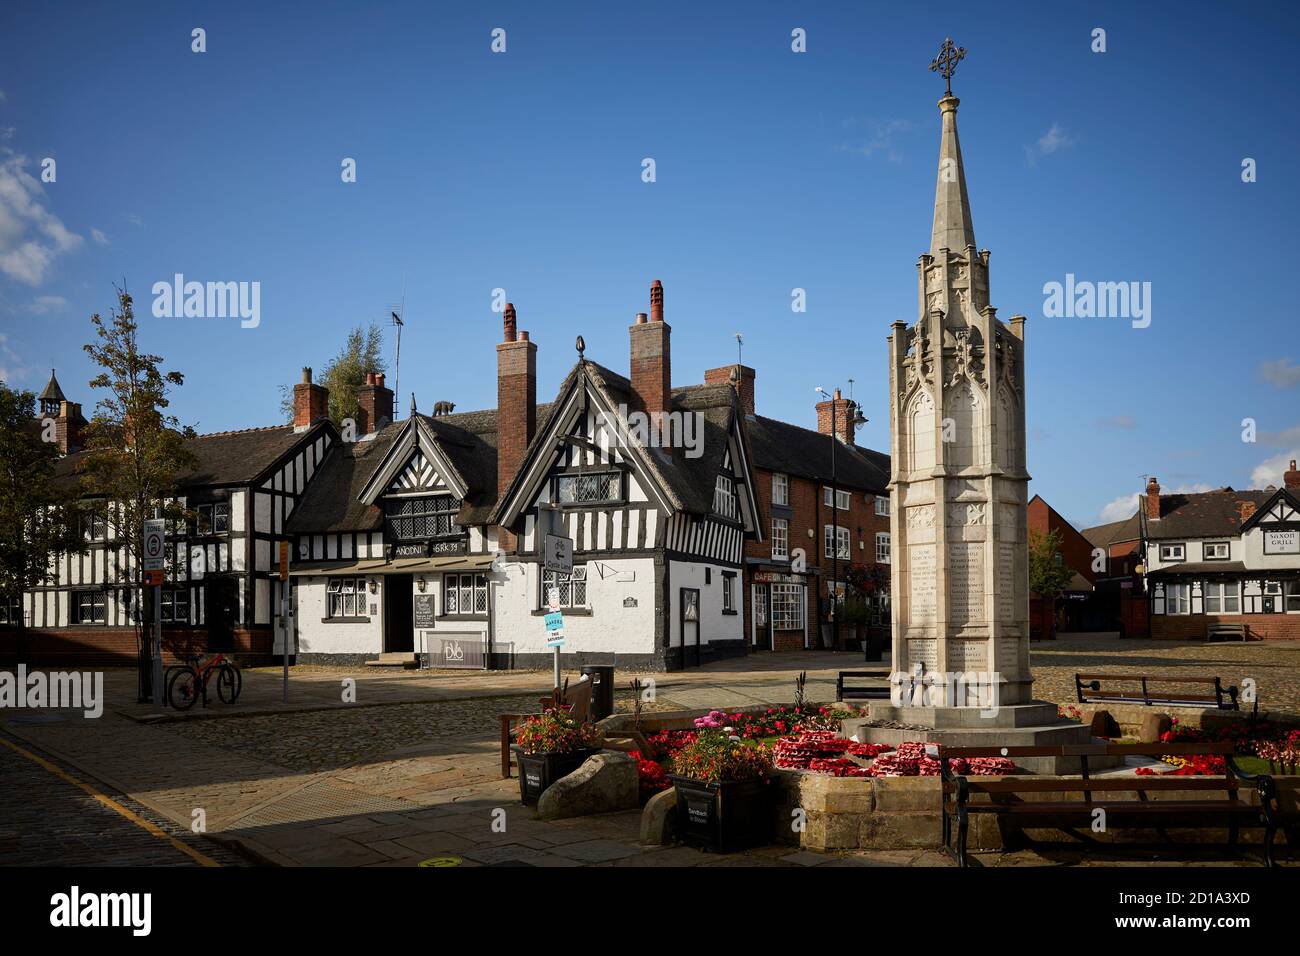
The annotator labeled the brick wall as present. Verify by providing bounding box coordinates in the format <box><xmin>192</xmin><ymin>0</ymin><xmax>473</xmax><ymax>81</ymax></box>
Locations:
<box><xmin>0</xmin><ymin>625</ymin><xmax>275</xmax><ymax>666</ymax></box>
<box><xmin>1151</xmin><ymin>613</ymin><xmax>1300</xmax><ymax>642</ymax></box>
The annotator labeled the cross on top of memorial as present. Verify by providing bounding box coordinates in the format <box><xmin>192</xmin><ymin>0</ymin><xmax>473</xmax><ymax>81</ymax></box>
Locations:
<box><xmin>929</xmin><ymin>37</ymin><xmax>966</xmax><ymax>97</ymax></box>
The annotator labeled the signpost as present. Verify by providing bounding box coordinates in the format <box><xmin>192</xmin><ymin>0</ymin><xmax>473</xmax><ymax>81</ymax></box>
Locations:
<box><xmin>143</xmin><ymin>519</ymin><xmax>166</xmax><ymax>713</ymax></box>
<box><xmin>545</xmin><ymin>585</ymin><xmax>565</xmax><ymax>689</ymax></box>
<box><xmin>543</xmin><ymin>533</ymin><xmax>573</xmax><ymax>575</ymax></box>
<box><xmin>279</xmin><ymin>540</ymin><xmax>290</xmax><ymax>703</ymax></box>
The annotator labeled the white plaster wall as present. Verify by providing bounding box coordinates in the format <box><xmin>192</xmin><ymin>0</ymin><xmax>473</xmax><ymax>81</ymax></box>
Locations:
<box><xmin>667</xmin><ymin>559</ymin><xmax>742</xmax><ymax>649</ymax></box>
<box><xmin>492</xmin><ymin>557</ymin><xmax>657</xmax><ymax>655</ymax></box>
<box><xmin>295</xmin><ymin>577</ymin><xmax>384</xmax><ymax>656</ymax></box>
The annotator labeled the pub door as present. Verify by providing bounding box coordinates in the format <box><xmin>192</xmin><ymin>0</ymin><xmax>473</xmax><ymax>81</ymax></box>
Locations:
<box><xmin>385</xmin><ymin>574</ymin><xmax>414</xmax><ymax>652</ymax></box>
<box><xmin>206</xmin><ymin>576</ymin><xmax>238</xmax><ymax>652</ymax></box>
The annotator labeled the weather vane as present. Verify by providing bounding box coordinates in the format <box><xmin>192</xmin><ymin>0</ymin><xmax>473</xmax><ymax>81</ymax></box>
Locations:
<box><xmin>929</xmin><ymin>37</ymin><xmax>966</xmax><ymax>97</ymax></box>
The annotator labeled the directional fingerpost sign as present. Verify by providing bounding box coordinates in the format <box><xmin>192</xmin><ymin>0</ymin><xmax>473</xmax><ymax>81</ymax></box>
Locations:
<box><xmin>143</xmin><ymin>518</ymin><xmax>166</xmax><ymax>571</ymax></box>
<box><xmin>542</xmin><ymin>534</ymin><xmax>573</xmax><ymax>574</ymax></box>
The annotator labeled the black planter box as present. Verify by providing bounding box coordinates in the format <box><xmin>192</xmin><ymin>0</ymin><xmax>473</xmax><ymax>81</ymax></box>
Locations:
<box><xmin>516</xmin><ymin>748</ymin><xmax>598</xmax><ymax>806</ymax></box>
<box><xmin>668</xmin><ymin>775</ymin><xmax>774</xmax><ymax>852</ymax></box>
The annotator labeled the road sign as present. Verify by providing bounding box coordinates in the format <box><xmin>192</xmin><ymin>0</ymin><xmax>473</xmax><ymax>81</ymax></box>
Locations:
<box><xmin>142</xmin><ymin>569</ymin><xmax>164</xmax><ymax>586</ymax></box>
<box><xmin>544</xmin><ymin>611</ymin><xmax>565</xmax><ymax>632</ymax></box>
<box><xmin>143</xmin><ymin>519</ymin><xmax>166</xmax><ymax>571</ymax></box>
<box><xmin>279</xmin><ymin>540</ymin><xmax>290</xmax><ymax>581</ymax></box>
<box><xmin>542</xmin><ymin>534</ymin><xmax>573</xmax><ymax>574</ymax></box>
<box><xmin>546</xmin><ymin>635</ymin><xmax>566</xmax><ymax>648</ymax></box>
<box><xmin>547</xmin><ymin>587</ymin><xmax>561</xmax><ymax>611</ymax></box>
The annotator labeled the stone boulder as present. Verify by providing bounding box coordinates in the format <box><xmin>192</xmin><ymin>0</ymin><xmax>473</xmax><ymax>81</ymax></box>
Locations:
<box><xmin>536</xmin><ymin>751</ymin><xmax>638</xmax><ymax>821</ymax></box>
<box><xmin>1089</xmin><ymin>709</ymin><xmax>1122</xmax><ymax>739</ymax></box>
<box><xmin>640</xmin><ymin>787</ymin><xmax>677</xmax><ymax>845</ymax></box>
<box><xmin>1139</xmin><ymin>712</ymin><xmax>1173</xmax><ymax>743</ymax></box>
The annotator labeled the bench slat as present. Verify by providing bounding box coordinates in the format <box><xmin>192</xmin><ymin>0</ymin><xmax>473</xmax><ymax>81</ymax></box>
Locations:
<box><xmin>962</xmin><ymin>800</ymin><xmax>1255</xmax><ymax>815</ymax></box>
<box><xmin>953</xmin><ymin>778</ymin><xmax>1235</xmax><ymax>794</ymax></box>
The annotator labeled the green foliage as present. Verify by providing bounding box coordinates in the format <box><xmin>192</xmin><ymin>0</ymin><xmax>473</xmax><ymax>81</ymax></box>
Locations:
<box><xmin>670</xmin><ymin>729</ymin><xmax>773</xmax><ymax>784</ymax></box>
<box><xmin>514</xmin><ymin>709</ymin><xmax>600</xmax><ymax>755</ymax></box>
<box><xmin>1028</xmin><ymin>527</ymin><xmax>1074</xmax><ymax>599</ymax></box>
<box><xmin>0</xmin><ymin>383</ymin><xmax>82</xmax><ymax>611</ymax></box>
<box><xmin>77</xmin><ymin>288</ymin><xmax>197</xmax><ymax>581</ymax></box>
<box><xmin>280</xmin><ymin>323</ymin><xmax>386</xmax><ymax>427</ymax></box>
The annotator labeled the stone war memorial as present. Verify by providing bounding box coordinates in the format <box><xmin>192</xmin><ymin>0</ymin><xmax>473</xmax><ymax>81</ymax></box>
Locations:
<box><xmin>846</xmin><ymin>40</ymin><xmax>1103</xmax><ymax>768</ymax></box>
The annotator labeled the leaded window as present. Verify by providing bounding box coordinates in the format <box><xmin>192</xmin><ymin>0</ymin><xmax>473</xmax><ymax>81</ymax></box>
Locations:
<box><xmin>555</xmin><ymin>473</ymin><xmax>620</xmax><ymax>504</ymax></box>
<box><xmin>542</xmin><ymin>566</ymin><xmax>588</xmax><ymax>608</ymax></box>
<box><xmin>384</xmin><ymin>495</ymin><xmax>462</xmax><ymax>540</ymax></box>
<box><xmin>443</xmin><ymin>574</ymin><xmax>487</xmax><ymax>615</ymax></box>
<box><xmin>326</xmin><ymin>578</ymin><xmax>365</xmax><ymax>618</ymax></box>
<box><xmin>713</xmin><ymin>475</ymin><xmax>737</xmax><ymax>520</ymax></box>
<box><xmin>76</xmin><ymin>590</ymin><xmax>106</xmax><ymax>624</ymax></box>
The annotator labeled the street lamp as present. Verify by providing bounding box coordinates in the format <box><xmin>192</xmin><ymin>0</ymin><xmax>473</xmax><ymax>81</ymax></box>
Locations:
<box><xmin>815</xmin><ymin>387</ymin><xmax>868</xmax><ymax>652</ymax></box>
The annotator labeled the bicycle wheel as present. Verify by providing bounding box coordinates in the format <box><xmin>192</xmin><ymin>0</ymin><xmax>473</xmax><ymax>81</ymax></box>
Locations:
<box><xmin>167</xmin><ymin>666</ymin><xmax>201</xmax><ymax>710</ymax></box>
<box><xmin>216</xmin><ymin>663</ymin><xmax>242</xmax><ymax>704</ymax></box>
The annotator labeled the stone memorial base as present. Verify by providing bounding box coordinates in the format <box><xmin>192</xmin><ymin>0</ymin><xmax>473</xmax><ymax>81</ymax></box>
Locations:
<box><xmin>845</xmin><ymin>701</ymin><xmax>1120</xmax><ymax>774</ymax></box>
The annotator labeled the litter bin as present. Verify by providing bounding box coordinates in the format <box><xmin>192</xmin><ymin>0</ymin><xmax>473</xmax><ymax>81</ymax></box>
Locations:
<box><xmin>581</xmin><ymin>664</ymin><xmax>615</xmax><ymax>720</ymax></box>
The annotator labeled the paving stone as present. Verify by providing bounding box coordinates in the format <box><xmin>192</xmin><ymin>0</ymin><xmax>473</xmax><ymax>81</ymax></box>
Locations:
<box><xmin>545</xmin><ymin>838</ymin><xmax>643</xmax><ymax>863</ymax></box>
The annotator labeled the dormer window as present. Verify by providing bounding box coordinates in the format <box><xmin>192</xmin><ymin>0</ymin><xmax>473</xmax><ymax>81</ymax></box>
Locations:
<box><xmin>1158</xmin><ymin>543</ymin><xmax>1185</xmax><ymax>562</ymax></box>
<box><xmin>1203</xmin><ymin>542</ymin><xmax>1230</xmax><ymax>561</ymax></box>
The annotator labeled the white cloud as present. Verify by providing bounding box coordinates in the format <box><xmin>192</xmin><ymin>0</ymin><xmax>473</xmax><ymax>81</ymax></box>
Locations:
<box><xmin>29</xmin><ymin>294</ymin><xmax>66</xmax><ymax>314</ymax></box>
<box><xmin>0</xmin><ymin>150</ymin><xmax>83</xmax><ymax>284</ymax></box>
<box><xmin>1259</xmin><ymin>358</ymin><xmax>1300</xmax><ymax>389</ymax></box>
<box><xmin>836</xmin><ymin>118</ymin><xmax>916</xmax><ymax>163</ymax></box>
<box><xmin>90</xmin><ymin>227</ymin><xmax>108</xmax><ymax>245</ymax></box>
<box><xmin>1096</xmin><ymin>415</ymin><xmax>1136</xmax><ymax>429</ymax></box>
<box><xmin>1025</xmin><ymin>123</ymin><xmax>1074</xmax><ymax>165</ymax></box>
<box><xmin>1096</xmin><ymin>493</ymin><xmax>1139</xmax><ymax>524</ymax></box>
<box><xmin>1259</xmin><ymin>423</ymin><xmax>1300</xmax><ymax>447</ymax></box>
<box><xmin>0</xmin><ymin>332</ymin><xmax>25</xmax><ymax>384</ymax></box>
<box><xmin>1250</xmin><ymin>451</ymin><xmax>1300</xmax><ymax>489</ymax></box>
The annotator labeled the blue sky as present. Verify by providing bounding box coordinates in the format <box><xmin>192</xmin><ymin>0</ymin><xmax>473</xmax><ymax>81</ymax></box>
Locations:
<box><xmin>1</xmin><ymin>1</ymin><xmax>1297</xmax><ymax>529</ymax></box>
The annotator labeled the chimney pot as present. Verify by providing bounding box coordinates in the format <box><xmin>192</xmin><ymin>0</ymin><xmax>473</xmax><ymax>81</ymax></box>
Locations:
<box><xmin>1146</xmin><ymin>476</ymin><xmax>1162</xmax><ymax>521</ymax></box>
<box><xmin>650</xmin><ymin>280</ymin><xmax>664</xmax><ymax>322</ymax></box>
<box><xmin>519</xmin><ymin>330</ymin><xmax>529</xmax><ymax>342</ymax></box>
<box><xmin>301</xmin><ymin>367</ymin><xmax>312</xmax><ymax>384</ymax></box>
<box><xmin>636</xmin><ymin>313</ymin><xmax>648</xmax><ymax>324</ymax></box>
<box><xmin>503</xmin><ymin>303</ymin><xmax>517</xmax><ymax>342</ymax></box>
<box><xmin>1284</xmin><ymin>459</ymin><xmax>1300</xmax><ymax>491</ymax></box>
<box><xmin>294</xmin><ymin>367</ymin><xmax>328</xmax><ymax>431</ymax></box>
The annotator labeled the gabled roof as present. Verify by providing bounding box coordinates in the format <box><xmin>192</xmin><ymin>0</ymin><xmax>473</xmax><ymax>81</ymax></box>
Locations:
<box><xmin>57</xmin><ymin>421</ymin><xmax>332</xmax><ymax>490</ymax></box>
<box><xmin>1082</xmin><ymin>512</ymin><xmax>1141</xmax><ymax>550</ymax></box>
<box><xmin>1239</xmin><ymin>486</ymin><xmax>1300</xmax><ymax>534</ymax></box>
<box><xmin>743</xmin><ymin>412</ymin><xmax>889</xmax><ymax>493</ymax></box>
<box><xmin>493</xmin><ymin>360</ymin><xmax>761</xmax><ymax>528</ymax></box>
<box><xmin>1145</xmin><ymin>488</ymin><xmax>1274</xmax><ymax>541</ymax></box>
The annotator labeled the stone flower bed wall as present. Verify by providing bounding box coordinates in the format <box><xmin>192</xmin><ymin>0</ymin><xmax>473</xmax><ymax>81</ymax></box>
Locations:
<box><xmin>771</xmin><ymin>770</ymin><xmax>1300</xmax><ymax>852</ymax></box>
<box><xmin>1075</xmin><ymin>703</ymin><xmax>1300</xmax><ymax>739</ymax></box>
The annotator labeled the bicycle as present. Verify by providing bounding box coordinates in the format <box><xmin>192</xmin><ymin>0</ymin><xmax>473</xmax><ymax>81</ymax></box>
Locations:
<box><xmin>165</xmin><ymin>653</ymin><xmax>242</xmax><ymax>710</ymax></box>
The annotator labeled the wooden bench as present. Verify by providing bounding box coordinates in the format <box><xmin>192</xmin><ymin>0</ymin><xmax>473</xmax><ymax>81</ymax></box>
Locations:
<box><xmin>498</xmin><ymin>678</ymin><xmax>593</xmax><ymax>778</ymax></box>
<box><xmin>940</xmin><ymin>742</ymin><xmax>1284</xmax><ymax>867</ymax></box>
<box><xmin>836</xmin><ymin>670</ymin><xmax>891</xmax><ymax>703</ymax></box>
<box><xmin>1208</xmin><ymin>623</ymin><xmax>1248</xmax><ymax>643</ymax></box>
<box><xmin>1075</xmin><ymin>672</ymin><xmax>1239</xmax><ymax>709</ymax></box>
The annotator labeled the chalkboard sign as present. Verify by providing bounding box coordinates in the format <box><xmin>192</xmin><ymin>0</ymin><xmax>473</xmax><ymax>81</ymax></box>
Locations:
<box><xmin>413</xmin><ymin>593</ymin><xmax>436</xmax><ymax>629</ymax></box>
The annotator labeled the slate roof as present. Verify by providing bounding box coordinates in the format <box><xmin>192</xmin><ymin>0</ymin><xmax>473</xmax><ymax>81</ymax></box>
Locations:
<box><xmin>1082</xmin><ymin>513</ymin><xmax>1141</xmax><ymax>550</ymax></box>
<box><xmin>38</xmin><ymin>370</ymin><xmax>66</xmax><ymax>404</ymax></box>
<box><xmin>744</xmin><ymin>413</ymin><xmax>890</xmax><ymax>493</ymax></box>
<box><xmin>1149</xmin><ymin>561</ymin><xmax>1248</xmax><ymax>577</ymax></box>
<box><xmin>1145</xmin><ymin>489</ymin><xmax>1273</xmax><ymax>541</ymax></box>
<box><xmin>56</xmin><ymin>422</ymin><xmax>329</xmax><ymax>491</ymax></box>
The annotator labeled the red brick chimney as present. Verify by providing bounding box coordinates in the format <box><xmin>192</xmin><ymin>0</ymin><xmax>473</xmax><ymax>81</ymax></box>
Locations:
<box><xmin>704</xmin><ymin>365</ymin><xmax>756</xmax><ymax>416</ymax></box>
<box><xmin>294</xmin><ymin>367</ymin><xmax>329</xmax><ymax>432</ymax></box>
<box><xmin>630</xmin><ymin>280</ymin><xmax>671</xmax><ymax>420</ymax></box>
<box><xmin>816</xmin><ymin>389</ymin><xmax>857</xmax><ymax>443</ymax></box>
<box><xmin>1284</xmin><ymin>459</ymin><xmax>1300</xmax><ymax>491</ymax></box>
<box><xmin>1145</xmin><ymin>476</ymin><xmax>1161</xmax><ymax>521</ymax></box>
<box><xmin>55</xmin><ymin>400</ymin><xmax>83</xmax><ymax>455</ymax></box>
<box><xmin>497</xmin><ymin>304</ymin><xmax>536</xmax><ymax>550</ymax></box>
<box><xmin>356</xmin><ymin>371</ymin><xmax>394</xmax><ymax>436</ymax></box>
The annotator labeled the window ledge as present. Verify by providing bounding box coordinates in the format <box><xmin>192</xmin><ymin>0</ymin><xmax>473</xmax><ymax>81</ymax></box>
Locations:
<box><xmin>322</xmin><ymin>617</ymin><xmax>370</xmax><ymax>624</ymax></box>
<box><xmin>437</xmin><ymin>614</ymin><xmax>487</xmax><ymax>622</ymax></box>
<box><xmin>722</xmin><ymin>609</ymin><xmax>738</xmax><ymax>616</ymax></box>
<box><xmin>531</xmin><ymin>608</ymin><xmax>592</xmax><ymax>617</ymax></box>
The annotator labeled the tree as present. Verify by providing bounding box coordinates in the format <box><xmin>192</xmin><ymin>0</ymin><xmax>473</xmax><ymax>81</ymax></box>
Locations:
<box><xmin>78</xmin><ymin>288</ymin><xmax>197</xmax><ymax>700</ymax></box>
<box><xmin>279</xmin><ymin>322</ymin><xmax>386</xmax><ymax>427</ymax></box>
<box><xmin>1028</xmin><ymin>527</ymin><xmax>1074</xmax><ymax>641</ymax></box>
<box><xmin>0</xmin><ymin>383</ymin><xmax>83</xmax><ymax>660</ymax></box>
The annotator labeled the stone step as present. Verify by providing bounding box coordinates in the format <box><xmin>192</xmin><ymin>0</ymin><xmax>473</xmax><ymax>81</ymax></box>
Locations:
<box><xmin>365</xmin><ymin>652</ymin><xmax>419</xmax><ymax>668</ymax></box>
<box><xmin>846</xmin><ymin>720</ymin><xmax>1123</xmax><ymax>774</ymax></box>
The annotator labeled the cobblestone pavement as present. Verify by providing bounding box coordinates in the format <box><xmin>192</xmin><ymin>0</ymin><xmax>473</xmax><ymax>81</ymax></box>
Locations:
<box><xmin>1030</xmin><ymin>637</ymin><xmax>1300</xmax><ymax>713</ymax></box>
<box><xmin>0</xmin><ymin>729</ymin><xmax>250</xmax><ymax>867</ymax></box>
